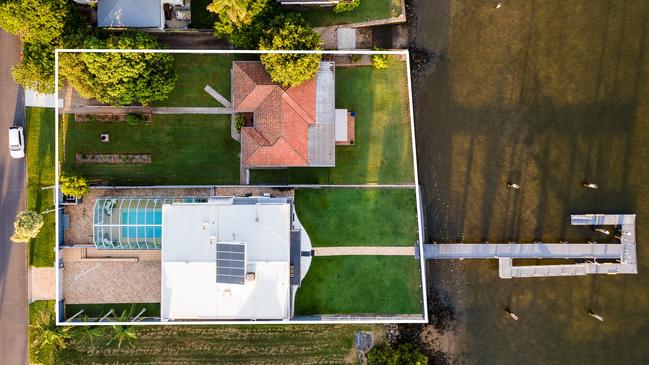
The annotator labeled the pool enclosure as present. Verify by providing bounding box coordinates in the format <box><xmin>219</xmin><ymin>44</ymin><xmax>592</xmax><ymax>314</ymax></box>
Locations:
<box><xmin>93</xmin><ymin>197</ymin><xmax>206</xmax><ymax>249</ymax></box>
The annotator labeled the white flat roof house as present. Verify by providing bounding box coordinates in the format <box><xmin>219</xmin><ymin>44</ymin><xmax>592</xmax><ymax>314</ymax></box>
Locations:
<box><xmin>161</xmin><ymin>199</ymin><xmax>292</xmax><ymax>321</ymax></box>
<box><xmin>97</xmin><ymin>0</ymin><xmax>163</xmax><ymax>28</ymax></box>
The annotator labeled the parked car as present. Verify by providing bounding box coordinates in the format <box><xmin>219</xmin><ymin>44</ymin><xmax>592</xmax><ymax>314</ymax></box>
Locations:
<box><xmin>8</xmin><ymin>126</ymin><xmax>25</xmax><ymax>159</ymax></box>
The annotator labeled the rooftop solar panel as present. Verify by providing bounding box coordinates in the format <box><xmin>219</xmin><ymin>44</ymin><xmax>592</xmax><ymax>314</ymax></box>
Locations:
<box><xmin>216</xmin><ymin>242</ymin><xmax>246</xmax><ymax>285</ymax></box>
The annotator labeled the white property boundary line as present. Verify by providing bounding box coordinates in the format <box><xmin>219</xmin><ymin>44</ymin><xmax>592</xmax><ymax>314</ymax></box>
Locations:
<box><xmin>54</xmin><ymin>49</ymin><xmax>428</xmax><ymax>326</ymax></box>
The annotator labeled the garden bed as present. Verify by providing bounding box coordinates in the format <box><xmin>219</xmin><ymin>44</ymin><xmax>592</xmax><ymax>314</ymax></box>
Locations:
<box><xmin>75</xmin><ymin>154</ymin><xmax>152</xmax><ymax>164</ymax></box>
<box><xmin>74</xmin><ymin>114</ymin><xmax>152</xmax><ymax>123</ymax></box>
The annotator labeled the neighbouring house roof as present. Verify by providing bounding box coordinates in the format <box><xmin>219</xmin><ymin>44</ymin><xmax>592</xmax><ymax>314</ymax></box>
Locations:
<box><xmin>97</xmin><ymin>0</ymin><xmax>162</xmax><ymax>28</ymax></box>
<box><xmin>233</xmin><ymin>61</ymin><xmax>335</xmax><ymax>168</ymax></box>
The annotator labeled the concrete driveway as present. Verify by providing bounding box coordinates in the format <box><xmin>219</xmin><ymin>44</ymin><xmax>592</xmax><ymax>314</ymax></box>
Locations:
<box><xmin>0</xmin><ymin>29</ymin><xmax>27</xmax><ymax>365</ymax></box>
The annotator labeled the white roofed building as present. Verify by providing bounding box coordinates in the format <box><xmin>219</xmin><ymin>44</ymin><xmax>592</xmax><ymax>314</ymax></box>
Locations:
<box><xmin>161</xmin><ymin>197</ymin><xmax>293</xmax><ymax>321</ymax></box>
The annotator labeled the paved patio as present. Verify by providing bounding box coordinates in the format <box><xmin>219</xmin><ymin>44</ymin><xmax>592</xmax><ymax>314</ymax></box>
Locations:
<box><xmin>63</xmin><ymin>259</ymin><xmax>161</xmax><ymax>304</ymax></box>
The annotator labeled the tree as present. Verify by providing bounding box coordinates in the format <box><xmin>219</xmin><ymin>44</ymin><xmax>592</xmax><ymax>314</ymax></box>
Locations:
<box><xmin>11</xmin><ymin>210</ymin><xmax>44</xmax><ymax>242</ymax></box>
<box><xmin>11</xmin><ymin>42</ymin><xmax>56</xmax><ymax>94</ymax></box>
<box><xmin>334</xmin><ymin>0</ymin><xmax>360</xmax><ymax>13</ymax></box>
<box><xmin>208</xmin><ymin>0</ymin><xmax>269</xmax><ymax>33</ymax></box>
<box><xmin>0</xmin><ymin>0</ymin><xmax>69</xmax><ymax>44</ymax></box>
<box><xmin>367</xmin><ymin>344</ymin><xmax>428</xmax><ymax>365</ymax></box>
<box><xmin>60</xmin><ymin>175</ymin><xmax>90</xmax><ymax>198</ymax></box>
<box><xmin>60</xmin><ymin>32</ymin><xmax>177</xmax><ymax>106</ymax></box>
<box><xmin>259</xmin><ymin>14</ymin><xmax>323</xmax><ymax>88</ymax></box>
<box><xmin>30</xmin><ymin>310</ymin><xmax>72</xmax><ymax>363</ymax></box>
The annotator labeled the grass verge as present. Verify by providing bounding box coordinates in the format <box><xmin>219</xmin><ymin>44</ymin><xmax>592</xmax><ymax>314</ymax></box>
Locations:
<box><xmin>295</xmin><ymin>256</ymin><xmax>421</xmax><ymax>315</ymax></box>
<box><xmin>295</xmin><ymin>188</ymin><xmax>418</xmax><ymax>246</ymax></box>
<box><xmin>26</xmin><ymin>107</ymin><xmax>55</xmax><ymax>267</ymax></box>
<box><xmin>299</xmin><ymin>0</ymin><xmax>402</xmax><ymax>27</ymax></box>
<box><xmin>29</xmin><ymin>300</ymin><xmax>55</xmax><ymax>365</ymax></box>
<box><xmin>61</xmin><ymin>114</ymin><xmax>240</xmax><ymax>185</ymax></box>
<box><xmin>251</xmin><ymin>59</ymin><xmax>413</xmax><ymax>184</ymax></box>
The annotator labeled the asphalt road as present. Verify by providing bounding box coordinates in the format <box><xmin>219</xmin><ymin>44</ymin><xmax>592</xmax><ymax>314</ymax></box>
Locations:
<box><xmin>0</xmin><ymin>29</ymin><xmax>27</xmax><ymax>365</ymax></box>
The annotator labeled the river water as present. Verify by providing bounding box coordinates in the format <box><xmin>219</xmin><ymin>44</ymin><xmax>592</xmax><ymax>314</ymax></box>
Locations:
<box><xmin>410</xmin><ymin>1</ymin><xmax>649</xmax><ymax>363</ymax></box>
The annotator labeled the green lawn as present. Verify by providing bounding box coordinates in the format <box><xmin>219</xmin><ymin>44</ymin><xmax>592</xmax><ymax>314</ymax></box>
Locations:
<box><xmin>26</xmin><ymin>107</ymin><xmax>55</xmax><ymax>267</ymax></box>
<box><xmin>64</xmin><ymin>303</ymin><xmax>160</xmax><ymax>319</ymax></box>
<box><xmin>61</xmin><ymin>114</ymin><xmax>240</xmax><ymax>185</ymax></box>
<box><xmin>251</xmin><ymin>60</ymin><xmax>413</xmax><ymax>184</ymax></box>
<box><xmin>29</xmin><ymin>300</ymin><xmax>55</xmax><ymax>365</ymax></box>
<box><xmin>295</xmin><ymin>256</ymin><xmax>422</xmax><ymax>315</ymax></box>
<box><xmin>190</xmin><ymin>0</ymin><xmax>216</xmax><ymax>29</ymax></box>
<box><xmin>154</xmin><ymin>54</ymin><xmax>243</xmax><ymax>108</ymax></box>
<box><xmin>299</xmin><ymin>0</ymin><xmax>402</xmax><ymax>27</ymax></box>
<box><xmin>295</xmin><ymin>188</ymin><xmax>418</xmax><ymax>246</ymax></box>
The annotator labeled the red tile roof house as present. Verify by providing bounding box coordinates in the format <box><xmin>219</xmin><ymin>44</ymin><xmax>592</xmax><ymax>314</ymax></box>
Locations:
<box><xmin>232</xmin><ymin>61</ymin><xmax>338</xmax><ymax>169</ymax></box>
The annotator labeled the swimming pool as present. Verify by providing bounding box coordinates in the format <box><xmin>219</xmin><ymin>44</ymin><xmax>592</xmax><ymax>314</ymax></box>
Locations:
<box><xmin>121</xmin><ymin>209</ymin><xmax>162</xmax><ymax>239</ymax></box>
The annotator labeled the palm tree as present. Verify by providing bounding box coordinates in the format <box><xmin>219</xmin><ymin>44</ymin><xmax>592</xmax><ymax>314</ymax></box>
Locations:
<box><xmin>106</xmin><ymin>309</ymin><xmax>138</xmax><ymax>349</ymax></box>
<box><xmin>74</xmin><ymin>315</ymin><xmax>106</xmax><ymax>349</ymax></box>
<box><xmin>31</xmin><ymin>311</ymin><xmax>73</xmax><ymax>354</ymax></box>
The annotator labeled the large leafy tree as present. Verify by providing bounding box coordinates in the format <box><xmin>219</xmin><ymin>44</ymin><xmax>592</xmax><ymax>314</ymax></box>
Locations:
<box><xmin>11</xmin><ymin>42</ymin><xmax>56</xmax><ymax>93</ymax></box>
<box><xmin>60</xmin><ymin>32</ymin><xmax>177</xmax><ymax>106</ymax></box>
<box><xmin>259</xmin><ymin>14</ymin><xmax>323</xmax><ymax>88</ymax></box>
<box><xmin>208</xmin><ymin>0</ymin><xmax>270</xmax><ymax>37</ymax></box>
<box><xmin>0</xmin><ymin>0</ymin><xmax>69</xmax><ymax>44</ymax></box>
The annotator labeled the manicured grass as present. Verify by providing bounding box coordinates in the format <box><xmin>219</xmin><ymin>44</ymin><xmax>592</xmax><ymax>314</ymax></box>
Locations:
<box><xmin>295</xmin><ymin>256</ymin><xmax>422</xmax><ymax>315</ymax></box>
<box><xmin>29</xmin><ymin>300</ymin><xmax>55</xmax><ymax>365</ymax></box>
<box><xmin>251</xmin><ymin>60</ymin><xmax>413</xmax><ymax>184</ymax></box>
<box><xmin>64</xmin><ymin>303</ymin><xmax>160</xmax><ymax>319</ymax></box>
<box><xmin>190</xmin><ymin>0</ymin><xmax>216</xmax><ymax>29</ymax></box>
<box><xmin>26</xmin><ymin>107</ymin><xmax>55</xmax><ymax>267</ymax></box>
<box><xmin>299</xmin><ymin>0</ymin><xmax>402</xmax><ymax>27</ymax></box>
<box><xmin>61</xmin><ymin>114</ymin><xmax>240</xmax><ymax>185</ymax></box>
<box><xmin>59</xmin><ymin>325</ymin><xmax>373</xmax><ymax>364</ymax></box>
<box><xmin>295</xmin><ymin>188</ymin><xmax>418</xmax><ymax>246</ymax></box>
<box><xmin>154</xmin><ymin>54</ymin><xmax>242</xmax><ymax>108</ymax></box>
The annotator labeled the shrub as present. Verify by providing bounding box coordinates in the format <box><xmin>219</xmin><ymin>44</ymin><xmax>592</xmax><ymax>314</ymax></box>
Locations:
<box><xmin>235</xmin><ymin>114</ymin><xmax>245</xmax><ymax>131</ymax></box>
<box><xmin>334</xmin><ymin>0</ymin><xmax>360</xmax><ymax>13</ymax></box>
<box><xmin>126</xmin><ymin>113</ymin><xmax>145</xmax><ymax>126</ymax></box>
<box><xmin>11</xmin><ymin>210</ymin><xmax>44</xmax><ymax>242</ymax></box>
<box><xmin>371</xmin><ymin>47</ymin><xmax>390</xmax><ymax>70</ymax></box>
<box><xmin>60</xmin><ymin>175</ymin><xmax>90</xmax><ymax>198</ymax></box>
<box><xmin>367</xmin><ymin>344</ymin><xmax>428</xmax><ymax>365</ymax></box>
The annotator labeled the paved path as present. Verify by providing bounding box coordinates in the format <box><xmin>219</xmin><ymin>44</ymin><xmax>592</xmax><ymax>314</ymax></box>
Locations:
<box><xmin>0</xmin><ymin>29</ymin><xmax>28</xmax><ymax>365</ymax></box>
<box><xmin>313</xmin><ymin>246</ymin><xmax>414</xmax><ymax>256</ymax></box>
<box><xmin>30</xmin><ymin>267</ymin><xmax>55</xmax><ymax>301</ymax></box>
<box><xmin>62</xmin><ymin>106</ymin><xmax>234</xmax><ymax>115</ymax></box>
<box><xmin>204</xmin><ymin>85</ymin><xmax>232</xmax><ymax>108</ymax></box>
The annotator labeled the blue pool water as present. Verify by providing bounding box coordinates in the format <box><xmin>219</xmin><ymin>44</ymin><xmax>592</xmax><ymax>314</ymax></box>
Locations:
<box><xmin>121</xmin><ymin>209</ymin><xmax>162</xmax><ymax>239</ymax></box>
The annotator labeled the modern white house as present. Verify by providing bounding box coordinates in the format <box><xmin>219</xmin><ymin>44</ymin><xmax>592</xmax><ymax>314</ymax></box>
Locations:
<box><xmin>160</xmin><ymin>200</ymin><xmax>293</xmax><ymax>321</ymax></box>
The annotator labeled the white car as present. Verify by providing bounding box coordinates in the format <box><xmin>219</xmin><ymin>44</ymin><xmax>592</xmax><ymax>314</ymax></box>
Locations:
<box><xmin>8</xmin><ymin>126</ymin><xmax>25</xmax><ymax>159</ymax></box>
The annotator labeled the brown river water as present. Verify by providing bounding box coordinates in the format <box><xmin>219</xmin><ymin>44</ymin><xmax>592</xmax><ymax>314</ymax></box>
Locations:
<box><xmin>410</xmin><ymin>0</ymin><xmax>649</xmax><ymax>363</ymax></box>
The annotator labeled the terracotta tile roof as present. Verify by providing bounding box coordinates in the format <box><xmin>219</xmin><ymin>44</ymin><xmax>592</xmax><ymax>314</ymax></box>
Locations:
<box><xmin>232</xmin><ymin>61</ymin><xmax>316</xmax><ymax>168</ymax></box>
